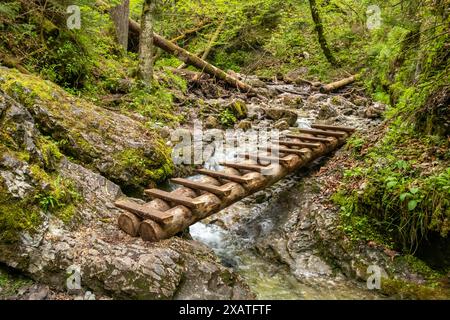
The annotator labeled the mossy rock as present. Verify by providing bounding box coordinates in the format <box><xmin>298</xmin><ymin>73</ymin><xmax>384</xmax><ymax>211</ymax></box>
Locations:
<box><xmin>0</xmin><ymin>67</ymin><xmax>174</xmax><ymax>191</ymax></box>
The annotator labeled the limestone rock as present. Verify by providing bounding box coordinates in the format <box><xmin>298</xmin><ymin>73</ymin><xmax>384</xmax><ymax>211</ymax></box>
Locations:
<box><xmin>264</xmin><ymin>108</ymin><xmax>298</xmax><ymax>126</ymax></box>
<box><xmin>237</xmin><ymin>120</ymin><xmax>252</xmax><ymax>131</ymax></box>
<box><xmin>274</xmin><ymin>119</ymin><xmax>289</xmax><ymax>130</ymax></box>
<box><xmin>0</xmin><ymin>68</ymin><xmax>173</xmax><ymax>191</ymax></box>
<box><xmin>317</xmin><ymin>103</ymin><xmax>338</xmax><ymax>120</ymax></box>
<box><xmin>205</xmin><ymin>115</ymin><xmax>220</xmax><ymax>129</ymax></box>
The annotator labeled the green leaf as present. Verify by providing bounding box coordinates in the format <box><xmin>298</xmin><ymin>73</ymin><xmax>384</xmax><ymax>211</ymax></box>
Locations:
<box><xmin>386</xmin><ymin>181</ymin><xmax>397</xmax><ymax>188</ymax></box>
<box><xmin>400</xmin><ymin>193</ymin><xmax>411</xmax><ymax>202</ymax></box>
<box><xmin>409</xmin><ymin>187</ymin><xmax>419</xmax><ymax>194</ymax></box>
<box><xmin>408</xmin><ymin>200</ymin><xmax>418</xmax><ymax>211</ymax></box>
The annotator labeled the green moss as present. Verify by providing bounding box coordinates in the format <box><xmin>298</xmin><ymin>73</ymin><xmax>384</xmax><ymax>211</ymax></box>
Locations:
<box><xmin>381</xmin><ymin>277</ymin><xmax>449</xmax><ymax>300</ymax></box>
<box><xmin>30</xmin><ymin>164</ymin><xmax>81</xmax><ymax>224</ymax></box>
<box><xmin>395</xmin><ymin>255</ymin><xmax>442</xmax><ymax>280</ymax></box>
<box><xmin>37</xmin><ymin>136</ymin><xmax>63</xmax><ymax>168</ymax></box>
<box><xmin>114</xmin><ymin>143</ymin><xmax>174</xmax><ymax>187</ymax></box>
<box><xmin>219</xmin><ymin>109</ymin><xmax>237</xmax><ymax>128</ymax></box>
<box><xmin>0</xmin><ymin>266</ymin><xmax>33</xmax><ymax>299</ymax></box>
<box><xmin>0</xmin><ymin>184</ymin><xmax>42</xmax><ymax>243</ymax></box>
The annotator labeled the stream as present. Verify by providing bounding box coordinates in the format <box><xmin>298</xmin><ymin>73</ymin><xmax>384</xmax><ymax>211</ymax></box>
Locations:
<box><xmin>187</xmin><ymin>181</ymin><xmax>380</xmax><ymax>300</ymax></box>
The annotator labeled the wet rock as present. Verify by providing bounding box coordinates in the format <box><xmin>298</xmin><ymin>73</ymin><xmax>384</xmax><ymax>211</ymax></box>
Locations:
<box><xmin>237</xmin><ymin>120</ymin><xmax>252</xmax><ymax>131</ymax></box>
<box><xmin>274</xmin><ymin>119</ymin><xmax>290</xmax><ymax>130</ymax></box>
<box><xmin>157</xmin><ymin>126</ymin><xmax>171</xmax><ymax>139</ymax></box>
<box><xmin>284</xmin><ymin>68</ymin><xmax>309</xmax><ymax>84</ymax></box>
<box><xmin>364</xmin><ymin>102</ymin><xmax>385</xmax><ymax>119</ymax></box>
<box><xmin>264</xmin><ymin>108</ymin><xmax>298</xmax><ymax>126</ymax></box>
<box><xmin>342</xmin><ymin>108</ymin><xmax>356</xmax><ymax>116</ymax></box>
<box><xmin>307</xmin><ymin>93</ymin><xmax>329</xmax><ymax>104</ymax></box>
<box><xmin>205</xmin><ymin>115</ymin><xmax>220</xmax><ymax>129</ymax></box>
<box><xmin>317</xmin><ymin>104</ymin><xmax>338</xmax><ymax>120</ymax></box>
<box><xmin>227</xmin><ymin>99</ymin><xmax>248</xmax><ymax>119</ymax></box>
<box><xmin>352</xmin><ymin>96</ymin><xmax>369</xmax><ymax>107</ymax></box>
<box><xmin>280</xmin><ymin>94</ymin><xmax>304</xmax><ymax>108</ymax></box>
<box><xmin>245</xmin><ymin>78</ymin><xmax>266</xmax><ymax>88</ymax></box>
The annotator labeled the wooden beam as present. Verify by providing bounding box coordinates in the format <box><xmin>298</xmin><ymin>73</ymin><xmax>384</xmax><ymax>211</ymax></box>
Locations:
<box><xmin>238</xmin><ymin>153</ymin><xmax>296</xmax><ymax>167</ymax></box>
<box><xmin>219</xmin><ymin>162</ymin><xmax>269</xmax><ymax>173</ymax></box>
<box><xmin>285</xmin><ymin>134</ymin><xmax>331</xmax><ymax>143</ymax></box>
<box><xmin>259</xmin><ymin>146</ymin><xmax>309</xmax><ymax>156</ymax></box>
<box><xmin>311</xmin><ymin>124</ymin><xmax>355</xmax><ymax>132</ymax></box>
<box><xmin>115</xmin><ymin>199</ymin><xmax>173</xmax><ymax>225</ymax></box>
<box><xmin>144</xmin><ymin>189</ymin><xmax>197</xmax><ymax>209</ymax></box>
<box><xmin>275</xmin><ymin>140</ymin><xmax>322</xmax><ymax>149</ymax></box>
<box><xmin>195</xmin><ymin>169</ymin><xmax>249</xmax><ymax>184</ymax></box>
<box><xmin>171</xmin><ymin>178</ymin><xmax>232</xmax><ymax>198</ymax></box>
<box><xmin>297</xmin><ymin>128</ymin><xmax>347</xmax><ymax>137</ymax></box>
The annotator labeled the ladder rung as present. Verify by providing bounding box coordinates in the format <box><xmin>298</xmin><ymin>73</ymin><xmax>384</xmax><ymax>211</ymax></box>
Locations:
<box><xmin>144</xmin><ymin>189</ymin><xmax>197</xmax><ymax>209</ymax></box>
<box><xmin>275</xmin><ymin>140</ymin><xmax>321</xmax><ymax>148</ymax></box>
<box><xmin>258</xmin><ymin>146</ymin><xmax>308</xmax><ymax>156</ymax></box>
<box><xmin>285</xmin><ymin>134</ymin><xmax>331</xmax><ymax>143</ymax></box>
<box><xmin>219</xmin><ymin>162</ymin><xmax>269</xmax><ymax>173</ymax></box>
<box><xmin>115</xmin><ymin>199</ymin><xmax>173</xmax><ymax>225</ymax></box>
<box><xmin>195</xmin><ymin>169</ymin><xmax>249</xmax><ymax>184</ymax></box>
<box><xmin>311</xmin><ymin>124</ymin><xmax>355</xmax><ymax>132</ymax></box>
<box><xmin>238</xmin><ymin>153</ymin><xmax>292</xmax><ymax>167</ymax></box>
<box><xmin>171</xmin><ymin>178</ymin><xmax>231</xmax><ymax>197</ymax></box>
<box><xmin>297</xmin><ymin>128</ymin><xmax>347</xmax><ymax>137</ymax></box>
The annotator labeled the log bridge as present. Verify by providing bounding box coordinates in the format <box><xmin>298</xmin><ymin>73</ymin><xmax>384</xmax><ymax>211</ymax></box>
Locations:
<box><xmin>115</xmin><ymin>124</ymin><xmax>355</xmax><ymax>242</ymax></box>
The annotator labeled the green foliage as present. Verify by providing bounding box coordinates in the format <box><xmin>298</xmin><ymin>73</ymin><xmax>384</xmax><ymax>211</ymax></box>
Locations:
<box><xmin>125</xmin><ymin>81</ymin><xmax>181</xmax><ymax>124</ymax></box>
<box><xmin>31</xmin><ymin>166</ymin><xmax>81</xmax><ymax>224</ymax></box>
<box><xmin>40</xmin><ymin>37</ymin><xmax>93</xmax><ymax>89</ymax></box>
<box><xmin>114</xmin><ymin>143</ymin><xmax>174</xmax><ymax>187</ymax></box>
<box><xmin>219</xmin><ymin>109</ymin><xmax>237</xmax><ymax>128</ymax></box>
<box><xmin>0</xmin><ymin>266</ymin><xmax>33</xmax><ymax>298</ymax></box>
<box><xmin>335</xmin><ymin>127</ymin><xmax>450</xmax><ymax>252</ymax></box>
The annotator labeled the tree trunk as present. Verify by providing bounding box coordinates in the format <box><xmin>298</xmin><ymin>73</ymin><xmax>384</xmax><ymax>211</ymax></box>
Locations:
<box><xmin>128</xmin><ymin>17</ymin><xmax>252</xmax><ymax>92</ymax></box>
<box><xmin>308</xmin><ymin>0</ymin><xmax>338</xmax><ymax>65</ymax></box>
<box><xmin>110</xmin><ymin>0</ymin><xmax>130</xmax><ymax>50</ymax></box>
<box><xmin>137</xmin><ymin>0</ymin><xmax>155</xmax><ymax>84</ymax></box>
<box><xmin>178</xmin><ymin>18</ymin><xmax>227</xmax><ymax>70</ymax></box>
<box><xmin>201</xmin><ymin>18</ymin><xmax>226</xmax><ymax>60</ymax></box>
<box><xmin>153</xmin><ymin>33</ymin><xmax>253</xmax><ymax>92</ymax></box>
<box><xmin>320</xmin><ymin>75</ymin><xmax>356</xmax><ymax>93</ymax></box>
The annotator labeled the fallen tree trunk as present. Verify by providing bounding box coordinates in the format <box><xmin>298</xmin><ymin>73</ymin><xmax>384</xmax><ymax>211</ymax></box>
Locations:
<box><xmin>178</xmin><ymin>17</ymin><xmax>226</xmax><ymax>70</ymax></box>
<box><xmin>320</xmin><ymin>75</ymin><xmax>357</xmax><ymax>93</ymax></box>
<box><xmin>152</xmin><ymin>33</ymin><xmax>253</xmax><ymax>92</ymax></box>
<box><xmin>170</xmin><ymin>21</ymin><xmax>212</xmax><ymax>43</ymax></box>
<box><xmin>128</xmin><ymin>19</ymin><xmax>253</xmax><ymax>92</ymax></box>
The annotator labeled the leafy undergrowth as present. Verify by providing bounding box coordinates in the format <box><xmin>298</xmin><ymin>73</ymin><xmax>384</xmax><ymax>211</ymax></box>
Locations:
<box><xmin>0</xmin><ymin>264</ymin><xmax>32</xmax><ymax>299</ymax></box>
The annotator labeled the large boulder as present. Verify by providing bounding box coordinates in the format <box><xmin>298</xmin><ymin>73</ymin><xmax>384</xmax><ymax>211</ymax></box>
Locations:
<box><xmin>0</xmin><ymin>67</ymin><xmax>173</xmax><ymax>192</ymax></box>
<box><xmin>264</xmin><ymin>107</ymin><xmax>298</xmax><ymax>126</ymax></box>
